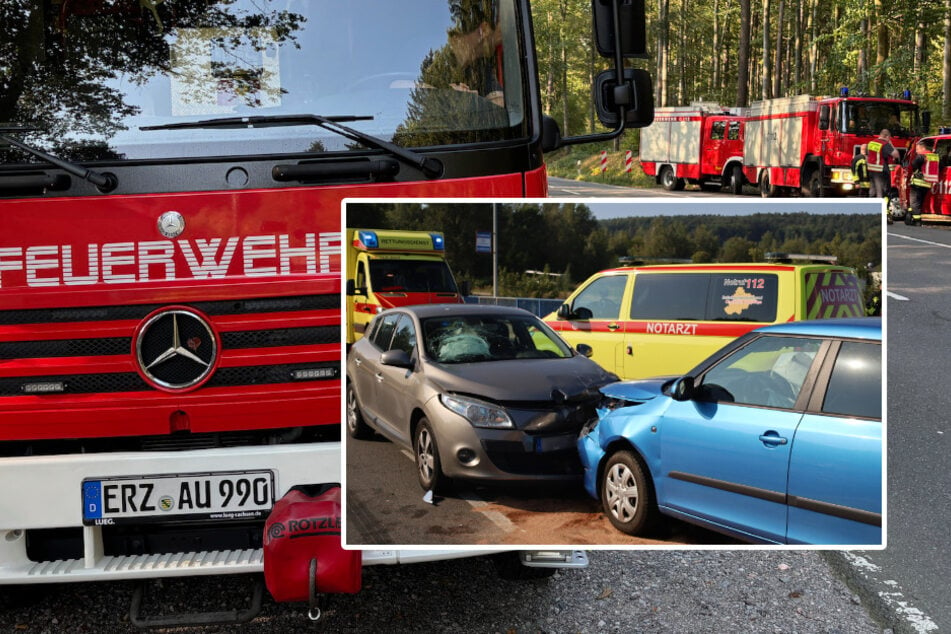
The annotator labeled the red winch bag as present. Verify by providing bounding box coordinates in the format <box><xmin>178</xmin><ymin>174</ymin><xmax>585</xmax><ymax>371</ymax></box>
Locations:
<box><xmin>263</xmin><ymin>486</ymin><xmax>362</xmax><ymax>602</ymax></box>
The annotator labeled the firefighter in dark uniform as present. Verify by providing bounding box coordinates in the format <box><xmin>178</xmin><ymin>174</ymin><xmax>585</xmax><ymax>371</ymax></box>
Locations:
<box><xmin>907</xmin><ymin>139</ymin><xmax>940</xmax><ymax>225</ymax></box>
<box><xmin>867</xmin><ymin>129</ymin><xmax>900</xmax><ymax>199</ymax></box>
<box><xmin>851</xmin><ymin>144</ymin><xmax>870</xmax><ymax>197</ymax></box>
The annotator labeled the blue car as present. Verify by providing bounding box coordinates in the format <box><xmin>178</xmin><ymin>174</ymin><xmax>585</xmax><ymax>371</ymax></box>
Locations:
<box><xmin>578</xmin><ymin>318</ymin><xmax>882</xmax><ymax>545</ymax></box>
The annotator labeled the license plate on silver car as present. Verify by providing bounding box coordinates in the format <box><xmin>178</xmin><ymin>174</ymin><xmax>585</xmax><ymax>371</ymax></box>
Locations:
<box><xmin>81</xmin><ymin>471</ymin><xmax>274</xmax><ymax>525</ymax></box>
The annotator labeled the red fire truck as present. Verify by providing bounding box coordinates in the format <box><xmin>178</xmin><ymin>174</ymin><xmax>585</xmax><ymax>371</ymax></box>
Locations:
<box><xmin>893</xmin><ymin>130</ymin><xmax>951</xmax><ymax>223</ymax></box>
<box><xmin>0</xmin><ymin>0</ymin><xmax>650</xmax><ymax>622</ymax></box>
<box><xmin>639</xmin><ymin>104</ymin><xmax>746</xmax><ymax>194</ymax></box>
<box><xmin>743</xmin><ymin>90</ymin><xmax>925</xmax><ymax>197</ymax></box>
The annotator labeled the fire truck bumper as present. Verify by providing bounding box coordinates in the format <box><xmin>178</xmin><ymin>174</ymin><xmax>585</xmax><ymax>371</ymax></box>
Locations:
<box><xmin>0</xmin><ymin>443</ymin><xmax>343</xmax><ymax>583</ymax></box>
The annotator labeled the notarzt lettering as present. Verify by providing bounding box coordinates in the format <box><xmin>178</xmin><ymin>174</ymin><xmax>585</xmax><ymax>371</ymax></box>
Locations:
<box><xmin>646</xmin><ymin>322</ymin><xmax>699</xmax><ymax>335</ymax></box>
<box><xmin>0</xmin><ymin>232</ymin><xmax>341</xmax><ymax>288</ymax></box>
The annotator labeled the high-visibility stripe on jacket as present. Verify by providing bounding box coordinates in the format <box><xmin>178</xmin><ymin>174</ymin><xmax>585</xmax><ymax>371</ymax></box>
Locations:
<box><xmin>867</xmin><ymin>140</ymin><xmax>885</xmax><ymax>172</ymax></box>
<box><xmin>924</xmin><ymin>152</ymin><xmax>940</xmax><ymax>183</ymax></box>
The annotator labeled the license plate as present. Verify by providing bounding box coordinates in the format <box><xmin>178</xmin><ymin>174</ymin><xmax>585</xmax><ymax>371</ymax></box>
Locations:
<box><xmin>533</xmin><ymin>434</ymin><xmax>576</xmax><ymax>453</ymax></box>
<box><xmin>82</xmin><ymin>471</ymin><xmax>274</xmax><ymax>526</ymax></box>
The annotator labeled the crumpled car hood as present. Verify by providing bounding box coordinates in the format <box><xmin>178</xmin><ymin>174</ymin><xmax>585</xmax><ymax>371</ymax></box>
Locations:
<box><xmin>598</xmin><ymin>377</ymin><xmax>675</xmax><ymax>404</ymax></box>
<box><xmin>426</xmin><ymin>355</ymin><xmax>617</xmax><ymax>402</ymax></box>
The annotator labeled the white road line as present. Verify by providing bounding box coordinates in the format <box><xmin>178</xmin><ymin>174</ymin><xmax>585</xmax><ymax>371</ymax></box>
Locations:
<box><xmin>889</xmin><ymin>232</ymin><xmax>951</xmax><ymax>249</ymax></box>
<box><xmin>400</xmin><ymin>449</ymin><xmax>516</xmax><ymax>534</ymax></box>
<box><xmin>886</xmin><ymin>291</ymin><xmax>909</xmax><ymax>301</ymax></box>
<box><xmin>842</xmin><ymin>553</ymin><xmax>939</xmax><ymax>633</ymax></box>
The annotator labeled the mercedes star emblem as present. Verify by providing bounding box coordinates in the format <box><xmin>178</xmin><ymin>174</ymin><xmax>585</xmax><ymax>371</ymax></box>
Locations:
<box><xmin>157</xmin><ymin>211</ymin><xmax>186</xmax><ymax>238</ymax></box>
<box><xmin>135</xmin><ymin>308</ymin><xmax>217</xmax><ymax>390</ymax></box>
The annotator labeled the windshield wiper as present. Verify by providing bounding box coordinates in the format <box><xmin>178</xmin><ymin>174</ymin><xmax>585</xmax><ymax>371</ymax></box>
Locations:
<box><xmin>141</xmin><ymin>114</ymin><xmax>444</xmax><ymax>179</ymax></box>
<box><xmin>0</xmin><ymin>126</ymin><xmax>117</xmax><ymax>191</ymax></box>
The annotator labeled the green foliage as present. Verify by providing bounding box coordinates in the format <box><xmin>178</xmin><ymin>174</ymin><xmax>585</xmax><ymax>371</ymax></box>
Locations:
<box><xmin>348</xmin><ymin>204</ymin><xmax>880</xmax><ymax>298</ymax></box>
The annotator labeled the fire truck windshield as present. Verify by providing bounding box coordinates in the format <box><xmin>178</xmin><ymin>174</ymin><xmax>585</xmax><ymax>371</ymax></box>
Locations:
<box><xmin>842</xmin><ymin>101</ymin><xmax>919</xmax><ymax>138</ymax></box>
<box><xmin>0</xmin><ymin>0</ymin><xmax>527</xmax><ymax>164</ymax></box>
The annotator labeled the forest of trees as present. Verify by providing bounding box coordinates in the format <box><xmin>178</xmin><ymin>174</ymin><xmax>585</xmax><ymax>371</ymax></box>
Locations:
<box><xmin>347</xmin><ymin>202</ymin><xmax>881</xmax><ymax>298</ymax></box>
<box><xmin>533</xmin><ymin>0</ymin><xmax>951</xmax><ymax>139</ymax></box>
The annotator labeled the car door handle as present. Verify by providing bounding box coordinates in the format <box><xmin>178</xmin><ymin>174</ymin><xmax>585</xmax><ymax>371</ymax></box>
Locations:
<box><xmin>375</xmin><ymin>372</ymin><xmax>384</xmax><ymax>383</ymax></box>
<box><xmin>607</xmin><ymin>323</ymin><xmax>620</xmax><ymax>330</ymax></box>
<box><xmin>353</xmin><ymin>357</ymin><xmax>362</xmax><ymax>366</ymax></box>
<box><xmin>758</xmin><ymin>432</ymin><xmax>788</xmax><ymax>447</ymax></box>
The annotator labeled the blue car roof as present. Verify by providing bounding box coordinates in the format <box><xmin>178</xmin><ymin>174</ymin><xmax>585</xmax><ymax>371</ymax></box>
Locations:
<box><xmin>752</xmin><ymin>317</ymin><xmax>881</xmax><ymax>341</ymax></box>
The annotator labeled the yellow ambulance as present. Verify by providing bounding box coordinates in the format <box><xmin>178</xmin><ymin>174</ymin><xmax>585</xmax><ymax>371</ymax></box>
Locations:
<box><xmin>543</xmin><ymin>256</ymin><xmax>866</xmax><ymax>379</ymax></box>
<box><xmin>345</xmin><ymin>229</ymin><xmax>465</xmax><ymax>344</ymax></box>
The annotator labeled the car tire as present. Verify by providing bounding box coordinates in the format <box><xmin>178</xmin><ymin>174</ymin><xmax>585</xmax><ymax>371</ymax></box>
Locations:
<box><xmin>346</xmin><ymin>382</ymin><xmax>373</xmax><ymax>440</ymax></box>
<box><xmin>660</xmin><ymin>166</ymin><xmax>684</xmax><ymax>191</ymax></box>
<box><xmin>729</xmin><ymin>164</ymin><xmax>744</xmax><ymax>195</ymax></box>
<box><xmin>601</xmin><ymin>449</ymin><xmax>660</xmax><ymax>536</ymax></box>
<box><xmin>759</xmin><ymin>170</ymin><xmax>779</xmax><ymax>198</ymax></box>
<box><xmin>415</xmin><ymin>418</ymin><xmax>450</xmax><ymax>495</ymax></box>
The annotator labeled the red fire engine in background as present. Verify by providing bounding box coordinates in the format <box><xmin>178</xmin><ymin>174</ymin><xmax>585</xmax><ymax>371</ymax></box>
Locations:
<box><xmin>743</xmin><ymin>90</ymin><xmax>925</xmax><ymax>197</ymax></box>
<box><xmin>641</xmin><ymin>89</ymin><xmax>927</xmax><ymax>198</ymax></box>
<box><xmin>639</xmin><ymin>104</ymin><xmax>746</xmax><ymax>194</ymax></box>
<box><xmin>0</xmin><ymin>0</ymin><xmax>651</xmax><ymax>624</ymax></box>
<box><xmin>894</xmin><ymin>128</ymin><xmax>951</xmax><ymax>223</ymax></box>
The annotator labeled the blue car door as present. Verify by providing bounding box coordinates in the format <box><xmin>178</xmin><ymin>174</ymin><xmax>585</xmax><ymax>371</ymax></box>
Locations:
<box><xmin>786</xmin><ymin>340</ymin><xmax>882</xmax><ymax>545</ymax></box>
<box><xmin>658</xmin><ymin>335</ymin><xmax>823</xmax><ymax>544</ymax></box>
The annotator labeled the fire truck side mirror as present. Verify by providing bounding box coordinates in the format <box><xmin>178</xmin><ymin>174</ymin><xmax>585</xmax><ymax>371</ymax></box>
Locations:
<box><xmin>593</xmin><ymin>0</ymin><xmax>647</xmax><ymax>58</ymax></box>
<box><xmin>594</xmin><ymin>68</ymin><xmax>654</xmax><ymax>129</ymax></box>
<box><xmin>818</xmin><ymin>105</ymin><xmax>831</xmax><ymax>131</ymax></box>
<box><xmin>922</xmin><ymin>111</ymin><xmax>932</xmax><ymax>134</ymax></box>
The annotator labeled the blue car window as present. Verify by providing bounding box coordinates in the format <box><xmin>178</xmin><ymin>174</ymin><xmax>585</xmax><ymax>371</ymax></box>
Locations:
<box><xmin>821</xmin><ymin>341</ymin><xmax>882</xmax><ymax>419</ymax></box>
<box><xmin>701</xmin><ymin>335</ymin><xmax>822</xmax><ymax>409</ymax></box>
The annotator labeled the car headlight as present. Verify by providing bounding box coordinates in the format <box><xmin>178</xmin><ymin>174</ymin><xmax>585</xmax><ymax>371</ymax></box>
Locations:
<box><xmin>439</xmin><ymin>394</ymin><xmax>514</xmax><ymax>429</ymax></box>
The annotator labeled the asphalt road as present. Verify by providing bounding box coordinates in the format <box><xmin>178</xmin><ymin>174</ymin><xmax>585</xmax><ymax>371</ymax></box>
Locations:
<box><xmin>0</xmin><ymin>550</ymin><xmax>882</xmax><ymax>633</ymax></box>
<box><xmin>838</xmin><ymin>221</ymin><xmax>951</xmax><ymax>632</ymax></box>
<box><xmin>345</xmin><ymin>429</ymin><xmax>736</xmax><ymax>547</ymax></box>
<box><xmin>547</xmin><ymin>176</ymin><xmax>747</xmax><ymax>198</ymax></box>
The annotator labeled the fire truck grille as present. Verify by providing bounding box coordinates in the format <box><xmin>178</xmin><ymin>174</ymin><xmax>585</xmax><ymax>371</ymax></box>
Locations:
<box><xmin>0</xmin><ymin>293</ymin><xmax>339</xmax><ymax>397</ymax></box>
<box><xmin>0</xmin><ymin>362</ymin><xmax>339</xmax><ymax>397</ymax></box>
<box><xmin>0</xmin><ymin>294</ymin><xmax>338</xmax><ymax>326</ymax></box>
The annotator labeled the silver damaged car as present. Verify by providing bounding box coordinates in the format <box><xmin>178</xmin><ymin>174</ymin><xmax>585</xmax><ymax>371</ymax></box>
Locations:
<box><xmin>346</xmin><ymin>305</ymin><xmax>617</xmax><ymax>494</ymax></box>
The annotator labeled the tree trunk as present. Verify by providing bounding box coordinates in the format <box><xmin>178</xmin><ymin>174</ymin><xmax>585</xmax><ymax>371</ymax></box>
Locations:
<box><xmin>875</xmin><ymin>0</ymin><xmax>887</xmax><ymax>94</ymax></box>
<box><xmin>678</xmin><ymin>0</ymin><xmax>687</xmax><ymax>103</ymax></box>
<box><xmin>737</xmin><ymin>0</ymin><xmax>751</xmax><ymax>106</ymax></box>
<box><xmin>762</xmin><ymin>0</ymin><xmax>771</xmax><ymax>100</ymax></box>
<box><xmin>945</xmin><ymin>0</ymin><xmax>951</xmax><ymax>120</ymax></box>
<box><xmin>772</xmin><ymin>0</ymin><xmax>784</xmax><ymax>97</ymax></box>
<box><xmin>656</xmin><ymin>0</ymin><xmax>670</xmax><ymax>107</ymax></box>
<box><xmin>713</xmin><ymin>0</ymin><xmax>721</xmax><ymax>93</ymax></box>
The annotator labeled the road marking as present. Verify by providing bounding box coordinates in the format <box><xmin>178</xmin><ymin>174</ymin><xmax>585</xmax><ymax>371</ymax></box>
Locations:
<box><xmin>889</xmin><ymin>232</ymin><xmax>951</xmax><ymax>249</ymax></box>
<box><xmin>399</xmin><ymin>449</ymin><xmax>516</xmax><ymax>534</ymax></box>
<box><xmin>886</xmin><ymin>291</ymin><xmax>909</xmax><ymax>301</ymax></box>
<box><xmin>841</xmin><ymin>553</ymin><xmax>939</xmax><ymax>633</ymax></box>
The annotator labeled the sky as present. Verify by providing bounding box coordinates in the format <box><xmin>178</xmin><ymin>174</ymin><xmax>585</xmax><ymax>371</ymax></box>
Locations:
<box><xmin>580</xmin><ymin>198</ymin><xmax>884</xmax><ymax>220</ymax></box>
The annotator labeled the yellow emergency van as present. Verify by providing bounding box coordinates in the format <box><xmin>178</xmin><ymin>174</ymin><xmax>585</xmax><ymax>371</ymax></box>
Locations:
<box><xmin>543</xmin><ymin>256</ymin><xmax>865</xmax><ymax>379</ymax></box>
<box><xmin>345</xmin><ymin>229</ymin><xmax>465</xmax><ymax>344</ymax></box>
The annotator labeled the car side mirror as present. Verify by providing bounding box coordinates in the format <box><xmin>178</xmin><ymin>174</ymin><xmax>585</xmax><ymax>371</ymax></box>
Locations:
<box><xmin>380</xmin><ymin>349</ymin><xmax>414</xmax><ymax>370</ymax></box>
<box><xmin>576</xmin><ymin>343</ymin><xmax>594</xmax><ymax>358</ymax></box>
<box><xmin>556</xmin><ymin>304</ymin><xmax>572</xmax><ymax>319</ymax></box>
<box><xmin>671</xmin><ymin>376</ymin><xmax>695</xmax><ymax>401</ymax></box>
<box><xmin>346</xmin><ymin>279</ymin><xmax>366</xmax><ymax>297</ymax></box>
<box><xmin>458</xmin><ymin>280</ymin><xmax>470</xmax><ymax>297</ymax></box>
